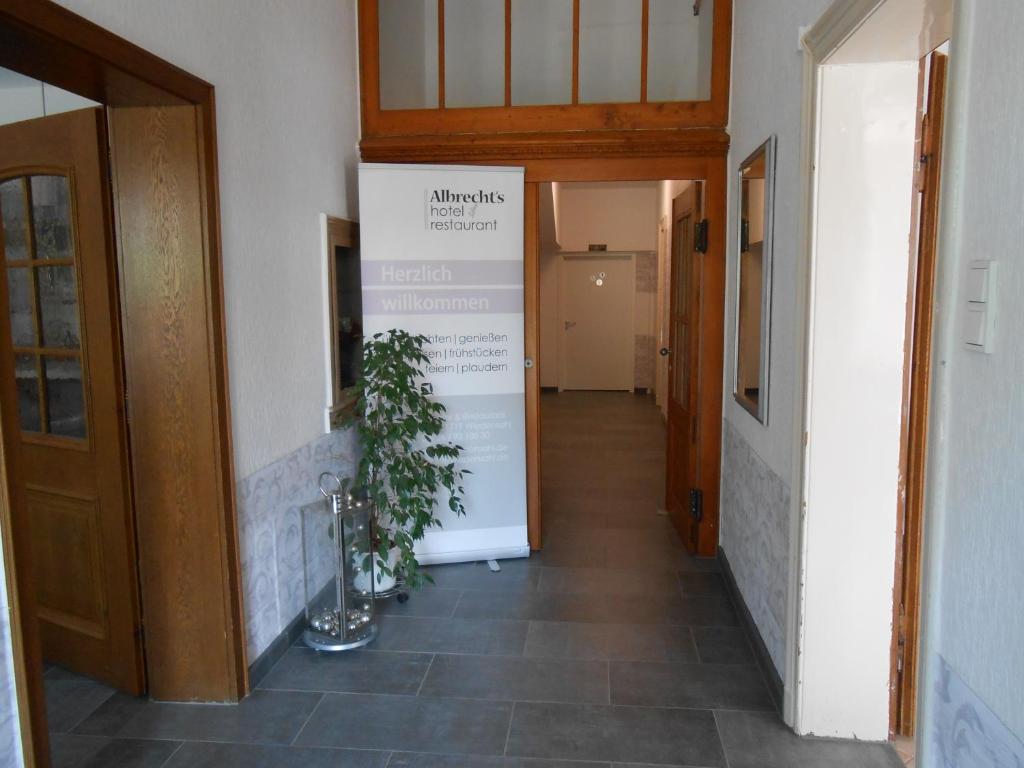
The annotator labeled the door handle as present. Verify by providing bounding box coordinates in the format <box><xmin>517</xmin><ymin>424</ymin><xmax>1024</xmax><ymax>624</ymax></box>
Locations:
<box><xmin>659</xmin><ymin>347</ymin><xmax>670</xmax><ymax>356</ymax></box>
<box><xmin>564</xmin><ymin>321</ymin><xmax>577</xmax><ymax>330</ymax></box>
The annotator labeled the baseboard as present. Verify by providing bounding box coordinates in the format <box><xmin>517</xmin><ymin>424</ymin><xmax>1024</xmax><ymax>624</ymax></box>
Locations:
<box><xmin>248</xmin><ymin>607</ymin><xmax>307</xmax><ymax>688</ymax></box>
<box><xmin>540</xmin><ymin>385</ymin><xmax>559</xmax><ymax>392</ymax></box>
<box><xmin>718</xmin><ymin>546</ymin><xmax>785</xmax><ymax>712</ymax></box>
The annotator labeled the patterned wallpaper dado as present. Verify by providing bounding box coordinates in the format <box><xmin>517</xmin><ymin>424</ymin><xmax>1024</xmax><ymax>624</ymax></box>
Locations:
<box><xmin>236</xmin><ymin>427</ymin><xmax>358</xmax><ymax>660</ymax></box>
<box><xmin>930</xmin><ymin>655</ymin><xmax>1024</xmax><ymax>768</ymax></box>
<box><xmin>634</xmin><ymin>251</ymin><xmax>657</xmax><ymax>390</ymax></box>
<box><xmin>720</xmin><ymin>419</ymin><xmax>790</xmax><ymax>677</ymax></box>
<box><xmin>0</xmin><ymin>594</ymin><xmax>22</xmax><ymax>768</ymax></box>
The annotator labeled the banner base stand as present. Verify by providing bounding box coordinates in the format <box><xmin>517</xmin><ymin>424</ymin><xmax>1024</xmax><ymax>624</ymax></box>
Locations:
<box><xmin>416</xmin><ymin>545</ymin><xmax>530</xmax><ymax>567</ymax></box>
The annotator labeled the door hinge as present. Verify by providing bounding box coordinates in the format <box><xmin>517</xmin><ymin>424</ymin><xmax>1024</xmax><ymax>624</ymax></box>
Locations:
<box><xmin>694</xmin><ymin>219</ymin><xmax>709</xmax><ymax>253</ymax></box>
<box><xmin>916</xmin><ymin>113</ymin><xmax>931</xmax><ymax>192</ymax></box>
<box><xmin>689</xmin><ymin>488</ymin><xmax>704</xmax><ymax>523</ymax></box>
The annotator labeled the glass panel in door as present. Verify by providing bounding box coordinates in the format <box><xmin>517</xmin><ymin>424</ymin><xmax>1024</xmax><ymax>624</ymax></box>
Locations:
<box><xmin>1</xmin><ymin>173</ymin><xmax>88</xmax><ymax>440</ymax></box>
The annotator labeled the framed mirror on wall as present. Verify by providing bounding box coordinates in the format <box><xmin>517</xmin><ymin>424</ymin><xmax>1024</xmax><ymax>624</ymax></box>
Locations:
<box><xmin>734</xmin><ymin>136</ymin><xmax>775</xmax><ymax>423</ymax></box>
<box><xmin>324</xmin><ymin>215</ymin><xmax>363</xmax><ymax>430</ymax></box>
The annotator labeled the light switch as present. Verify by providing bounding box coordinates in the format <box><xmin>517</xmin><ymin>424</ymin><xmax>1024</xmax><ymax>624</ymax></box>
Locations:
<box><xmin>964</xmin><ymin>307</ymin><xmax>987</xmax><ymax>349</ymax></box>
<box><xmin>964</xmin><ymin>261</ymin><xmax>996</xmax><ymax>354</ymax></box>
<box><xmin>966</xmin><ymin>262</ymin><xmax>990</xmax><ymax>304</ymax></box>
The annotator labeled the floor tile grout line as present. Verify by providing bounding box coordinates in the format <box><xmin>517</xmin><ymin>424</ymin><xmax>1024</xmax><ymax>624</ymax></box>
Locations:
<box><xmin>233</xmin><ymin>681</ymin><xmax>777</xmax><ymax>714</ymax></box>
<box><xmin>691</xmin><ymin>626</ymin><xmax>703</xmax><ymax>664</ymax></box>
<box><xmin>606</xmin><ymin>659</ymin><xmax>612</xmax><ymax>705</ymax></box>
<box><xmin>448</xmin><ymin>589</ymin><xmax>465</xmax><ymax>617</ymax></box>
<box><xmin>155</xmin><ymin>739</ymin><xmax>186</xmax><ymax>768</ymax></box>
<box><xmin>502</xmin><ymin>700</ymin><xmax>516</xmax><ymax>756</ymax></box>
<box><xmin>711</xmin><ymin>709</ymin><xmax>733</xmax><ymax>768</ymax></box>
<box><xmin>288</xmin><ymin>691</ymin><xmax>326</xmax><ymax>747</ymax></box>
<box><xmin>414</xmin><ymin>654</ymin><xmax>435</xmax><ymax>696</ymax></box>
<box><xmin>211</xmin><ymin>685</ymin><xmax>772</xmax><ymax>712</ymax></box>
<box><xmin>59</xmin><ymin>687</ymin><xmax>117</xmax><ymax>734</ymax></box>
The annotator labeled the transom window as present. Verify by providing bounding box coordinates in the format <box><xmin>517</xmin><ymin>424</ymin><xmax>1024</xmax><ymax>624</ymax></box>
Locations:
<box><xmin>378</xmin><ymin>0</ymin><xmax>715</xmax><ymax>109</ymax></box>
<box><xmin>360</xmin><ymin>0</ymin><xmax>731</xmax><ymax>138</ymax></box>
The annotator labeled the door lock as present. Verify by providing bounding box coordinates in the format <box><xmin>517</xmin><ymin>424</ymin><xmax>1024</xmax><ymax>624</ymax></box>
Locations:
<box><xmin>659</xmin><ymin>347</ymin><xmax>670</xmax><ymax>356</ymax></box>
<box><xmin>564</xmin><ymin>321</ymin><xmax>577</xmax><ymax>330</ymax></box>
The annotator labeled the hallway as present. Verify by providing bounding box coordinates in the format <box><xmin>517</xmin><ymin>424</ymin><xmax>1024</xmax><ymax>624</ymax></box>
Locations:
<box><xmin>45</xmin><ymin>393</ymin><xmax>903</xmax><ymax>767</ymax></box>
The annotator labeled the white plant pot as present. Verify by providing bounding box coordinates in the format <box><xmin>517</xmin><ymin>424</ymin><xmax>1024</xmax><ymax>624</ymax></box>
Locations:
<box><xmin>353</xmin><ymin>546</ymin><xmax>400</xmax><ymax>593</ymax></box>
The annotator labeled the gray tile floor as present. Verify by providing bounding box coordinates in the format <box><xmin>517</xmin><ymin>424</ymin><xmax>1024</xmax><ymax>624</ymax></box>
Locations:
<box><xmin>45</xmin><ymin>392</ymin><xmax>904</xmax><ymax>767</ymax></box>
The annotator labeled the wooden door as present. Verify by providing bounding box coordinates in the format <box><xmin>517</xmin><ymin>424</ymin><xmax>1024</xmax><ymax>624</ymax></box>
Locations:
<box><xmin>665</xmin><ymin>185</ymin><xmax>703</xmax><ymax>552</ymax></box>
<box><xmin>559</xmin><ymin>254</ymin><xmax>635</xmax><ymax>391</ymax></box>
<box><xmin>0</xmin><ymin>108</ymin><xmax>144</xmax><ymax>694</ymax></box>
<box><xmin>893</xmin><ymin>50</ymin><xmax>948</xmax><ymax>738</ymax></box>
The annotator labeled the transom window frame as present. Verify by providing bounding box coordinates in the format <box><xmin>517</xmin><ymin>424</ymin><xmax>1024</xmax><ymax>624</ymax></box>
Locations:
<box><xmin>358</xmin><ymin>0</ymin><xmax>733</xmax><ymax>138</ymax></box>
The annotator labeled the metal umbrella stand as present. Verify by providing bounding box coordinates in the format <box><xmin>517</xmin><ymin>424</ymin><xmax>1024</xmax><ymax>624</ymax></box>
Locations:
<box><xmin>300</xmin><ymin>472</ymin><xmax>380</xmax><ymax>651</ymax></box>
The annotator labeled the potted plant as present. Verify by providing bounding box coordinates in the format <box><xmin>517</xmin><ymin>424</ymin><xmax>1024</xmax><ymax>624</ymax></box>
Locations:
<box><xmin>350</xmin><ymin>329</ymin><xmax>468</xmax><ymax>590</ymax></box>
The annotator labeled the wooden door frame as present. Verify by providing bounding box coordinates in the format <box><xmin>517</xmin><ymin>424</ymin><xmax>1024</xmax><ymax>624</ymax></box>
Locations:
<box><xmin>889</xmin><ymin>49</ymin><xmax>947</xmax><ymax>739</ymax></box>
<box><xmin>0</xmin><ymin>3</ymin><xmax>246</xmax><ymax>766</ymax></box>
<box><xmin>360</xmin><ymin>136</ymin><xmax>727</xmax><ymax>552</ymax></box>
<box><xmin>523</xmin><ymin>155</ymin><xmax>727</xmax><ymax>553</ymax></box>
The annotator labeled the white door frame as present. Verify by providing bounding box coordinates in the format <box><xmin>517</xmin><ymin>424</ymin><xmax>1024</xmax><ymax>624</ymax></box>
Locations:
<box><xmin>786</xmin><ymin>0</ymin><xmax>953</xmax><ymax>739</ymax></box>
<box><xmin>557</xmin><ymin>252</ymin><xmax>637</xmax><ymax>392</ymax></box>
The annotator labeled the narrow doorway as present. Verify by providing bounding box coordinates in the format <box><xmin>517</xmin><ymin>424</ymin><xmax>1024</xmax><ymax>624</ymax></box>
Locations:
<box><xmin>537</xmin><ymin>179</ymin><xmax>714</xmax><ymax>562</ymax></box>
<box><xmin>793</xmin><ymin>0</ymin><xmax>952</xmax><ymax>743</ymax></box>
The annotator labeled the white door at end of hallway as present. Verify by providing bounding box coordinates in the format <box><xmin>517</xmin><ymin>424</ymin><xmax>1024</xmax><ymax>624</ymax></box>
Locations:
<box><xmin>558</xmin><ymin>253</ymin><xmax>635</xmax><ymax>391</ymax></box>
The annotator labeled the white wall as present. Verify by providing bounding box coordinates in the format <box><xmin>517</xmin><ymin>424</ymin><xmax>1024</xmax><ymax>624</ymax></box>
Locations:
<box><xmin>555</xmin><ymin>181</ymin><xmax>658</xmax><ymax>252</ymax></box>
<box><xmin>719</xmin><ymin>0</ymin><xmax>833</xmax><ymax>685</ymax></box>
<box><xmin>725</xmin><ymin>0</ymin><xmax>831</xmax><ymax>482</ymax></box>
<box><xmin>51</xmin><ymin>0</ymin><xmax>361</xmax><ymax>482</ymax></box>
<box><xmin>919</xmin><ymin>0</ymin><xmax>1024</xmax><ymax>759</ymax></box>
<box><xmin>799</xmin><ymin>61</ymin><xmax>919</xmax><ymax>740</ymax></box>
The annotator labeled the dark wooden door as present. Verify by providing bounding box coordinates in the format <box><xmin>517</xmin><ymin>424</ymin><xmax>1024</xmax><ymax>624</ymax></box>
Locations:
<box><xmin>665</xmin><ymin>184</ymin><xmax>703</xmax><ymax>552</ymax></box>
<box><xmin>0</xmin><ymin>108</ymin><xmax>144</xmax><ymax>694</ymax></box>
